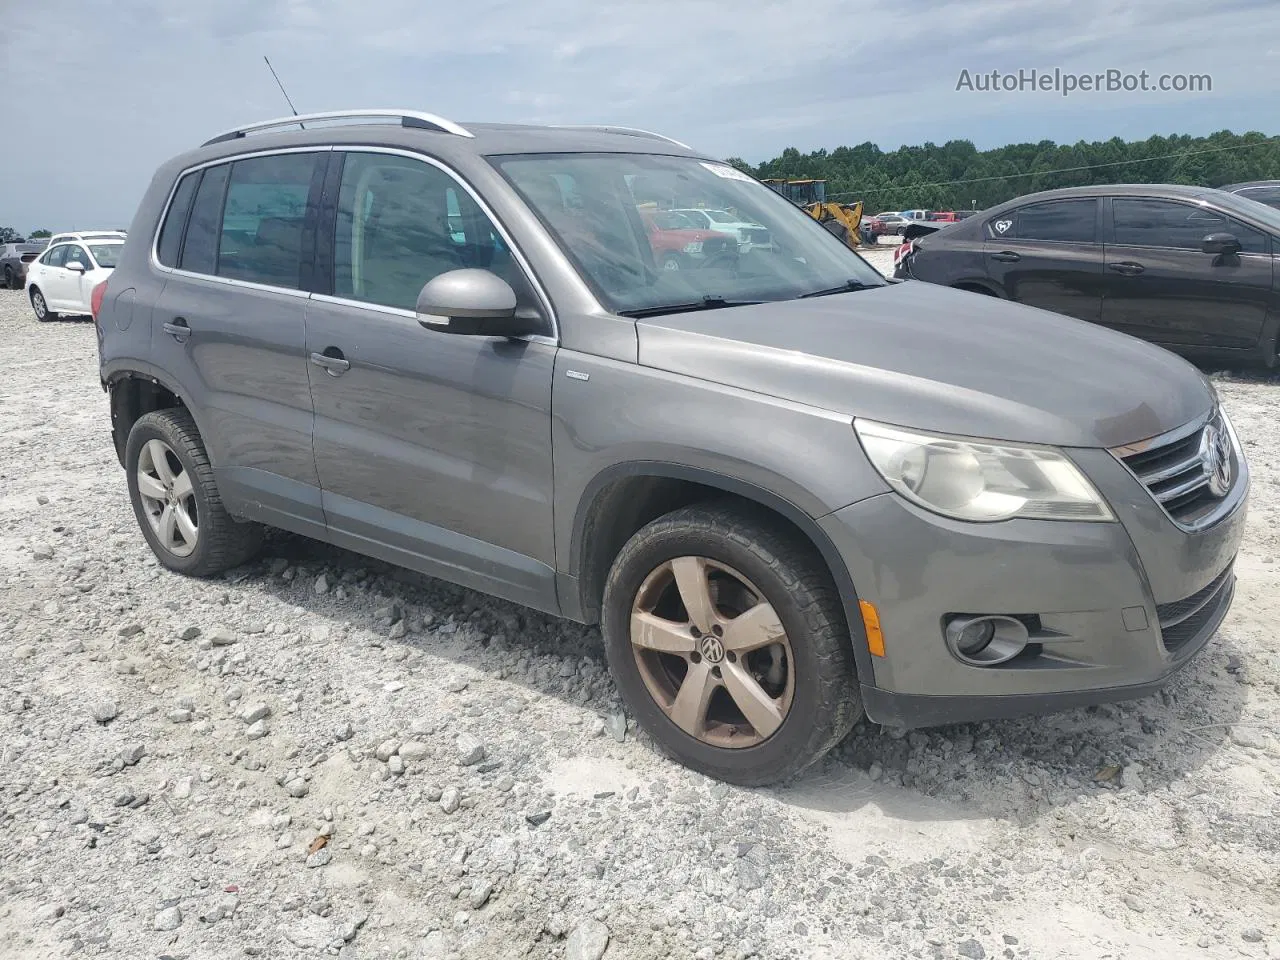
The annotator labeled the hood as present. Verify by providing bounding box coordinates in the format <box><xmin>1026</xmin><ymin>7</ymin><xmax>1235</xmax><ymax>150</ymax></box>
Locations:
<box><xmin>636</xmin><ymin>281</ymin><xmax>1214</xmax><ymax>448</ymax></box>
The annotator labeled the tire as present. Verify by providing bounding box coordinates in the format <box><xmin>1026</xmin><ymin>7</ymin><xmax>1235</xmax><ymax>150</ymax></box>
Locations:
<box><xmin>3</xmin><ymin>267</ymin><xmax>14</xmax><ymax>290</ymax></box>
<box><xmin>30</xmin><ymin>286</ymin><xmax>58</xmax><ymax>321</ymax></box>
<box><xmin>662</xmin><ymin>253</ymin><xmax>682</xmax><ymax>271</ymax></box>
<box><xmin>601</xmin><ymin>501</ymin><xmax>861</xmax><ymax>786</ymax></box>
<box><xmin>125</xmin><ymin>409</ymin><xmax>264</xmax><ymax>577</ymax></box>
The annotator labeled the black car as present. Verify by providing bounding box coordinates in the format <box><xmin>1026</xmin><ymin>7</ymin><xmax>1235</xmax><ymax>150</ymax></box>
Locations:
<box><xmin>895</xmin><ymin>184</ymin><xmax>1280</xmax><ymax>368</ymax></box>
<box><xmin>1219</xmin><ymin>180</ymin><xmax>1280</xmax><ymax>212</ymax></box>
<box><xmin>1</xmin><ymin>240</ymin><xmax>49</xmax><ymax>290</ymax></box>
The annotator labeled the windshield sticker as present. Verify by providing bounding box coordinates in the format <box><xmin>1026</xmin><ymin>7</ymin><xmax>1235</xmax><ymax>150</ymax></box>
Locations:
<box><xmin>700</xmin><ymin>162</ymin><xmax>756</xmax><ymax>183</ymax></box>
<box><xmin>993</xmin><ymin>218</ymin><xmax>1013</xmax><ymax>234</ymax></box>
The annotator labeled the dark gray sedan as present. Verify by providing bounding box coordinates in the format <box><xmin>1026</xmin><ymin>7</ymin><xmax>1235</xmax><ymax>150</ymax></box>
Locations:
<box><xmin>895</xmin><ymin>183</ymin><xmax>1280</xmax><ymax>369</ymax></box>
<box><xmin>1</xmin><ymin>240</ymin><xmax>48</xmax><ymax>289</ymax></box>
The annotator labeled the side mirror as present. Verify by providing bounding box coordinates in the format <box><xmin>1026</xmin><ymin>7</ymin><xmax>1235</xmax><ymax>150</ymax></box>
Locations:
<box><xmin>66</xmin><ymin>261</ymin><xmax>86</xmax><ymax>272</ymax></box>
<box><xmin>415</xmin><ymin>269</ymin><xmax>540</xmax><ymax>338</ymax></box>
<box><xmin>1202</xmin><ymin>233</ymin><xmax>1241</xmax><ymax>256</ymax></box>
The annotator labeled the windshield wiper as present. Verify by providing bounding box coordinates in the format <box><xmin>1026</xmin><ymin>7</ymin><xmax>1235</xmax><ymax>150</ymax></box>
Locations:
<box><xmin>617</xmin><ymin>296</ymin><xmax>764</xmax><ymax>318</ymax></box>
<box><xmin>798</xmin><ymin>279</ymin><xmax>880</xmax><ymax>298</ymax></box>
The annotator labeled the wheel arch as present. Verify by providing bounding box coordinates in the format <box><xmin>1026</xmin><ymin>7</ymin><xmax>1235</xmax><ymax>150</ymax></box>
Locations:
<box><xmin>951</xmin><ymin>279</ymin><xmax>1003</xmax><ymax>297</ymax></box>
<box><xmin>565</xmin><ymin>461</ymin><xmax>876</xmax><ymax>683</ymax></box>
<box><xmin>104</xmin><ymin>362</ymin><xmax>210</xmax><ymax>469</ymax></box>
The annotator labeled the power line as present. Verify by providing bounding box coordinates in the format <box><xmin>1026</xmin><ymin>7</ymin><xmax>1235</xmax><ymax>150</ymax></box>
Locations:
<box><xmin>820</xmin><ymin>135</ymin><xmax>1280</xmax><ymax>201</ymax></box>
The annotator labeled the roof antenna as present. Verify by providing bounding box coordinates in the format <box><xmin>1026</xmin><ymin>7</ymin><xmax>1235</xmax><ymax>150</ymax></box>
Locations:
<box><xmin>263</xmin><ymin>56</ymin><xmax>304</xmax><ymax>129</ymax></box>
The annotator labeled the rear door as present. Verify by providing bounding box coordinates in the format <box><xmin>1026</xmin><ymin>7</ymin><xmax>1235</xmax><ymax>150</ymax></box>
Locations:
<box><xmin>150</xmin><ymin>150</ymin><xmax>328</xmax><ymax>531</ymax></box>
<box><xmin>984</xmin><ymin>197</ymin><xmax>1105</xmax><ymax>322</ymax></box>
<box><xmin>1101</xmin><ymin>197</ymin><xmax>1274</xmax><ymax>348</ymax></box>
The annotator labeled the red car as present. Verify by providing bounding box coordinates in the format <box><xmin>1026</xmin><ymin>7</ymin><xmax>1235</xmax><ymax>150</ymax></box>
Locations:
<box><xmin>927</xmin><ymin>211</ymin><xmax>959</xmax><ymax>222</ymax></box>
<box><xmin>642</xmin><ymin>210</ymin><xmax>738</xmax><ymax>271</ymax></box>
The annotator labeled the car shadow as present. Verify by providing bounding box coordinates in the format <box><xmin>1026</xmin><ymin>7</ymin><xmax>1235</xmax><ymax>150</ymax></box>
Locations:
<box><xmin>220</xmin><ymin>529</ymin><xmax>1250</xmax><ymax>831</ymax></box>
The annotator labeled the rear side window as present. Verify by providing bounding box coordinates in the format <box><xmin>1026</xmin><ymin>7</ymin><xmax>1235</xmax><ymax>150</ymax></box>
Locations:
<box><xmin>1234</xmin><ymin>185</ymin><xmax>1280</xmax><ymax>211</ymax></box>
<box><xmin>1113</xmin><ymin>198</ymin><xmax>1269</xmax><ymax>254</ymax></box>
<box><xmin>181</xmin><ymin>163</ymin><xmax>230</xmax><ymax>275</ymax></box>
<box><xmin>995</xmin><ymin>199</ymin><xmax>1097</xmax><ymax>243</ymax></box>
<box><xmin>156</xmin><ymin>172</ymin><xmax>200</xmax><ymax>268</ymax></box>
<box><xmin>42</xmin><ymin>245</ymin><xmax>68</xmax><ymax>267</ymax></box>
<box><xmin>217</xmin><ymin>153</ymin><xmax>321</xmax><ymax>289</ymax></box>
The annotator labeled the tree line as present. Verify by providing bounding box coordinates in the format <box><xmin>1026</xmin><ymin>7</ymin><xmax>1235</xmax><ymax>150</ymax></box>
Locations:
<box><xmin>725</xmin><ymin>130</ymin><xmax>1280</xmax><ymax>214</ymax></box>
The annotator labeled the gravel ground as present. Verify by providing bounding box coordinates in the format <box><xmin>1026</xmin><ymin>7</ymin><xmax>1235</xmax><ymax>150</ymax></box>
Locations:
<box><xmin>0</xmin><ymin>281</ymin><xmax>1277</xmax><ymax>960</ymax></box>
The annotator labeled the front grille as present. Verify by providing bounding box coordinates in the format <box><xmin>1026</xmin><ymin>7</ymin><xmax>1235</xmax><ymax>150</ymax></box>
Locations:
<box><xmin>1155</xmin><ymin>563</ymin><xmax>1234</xmax><ymax>653</ymax></box>
<box><xmin>1116</xmin><ymin>410</ymin><xmax>1235</xmax><ymax>530</ymax></box>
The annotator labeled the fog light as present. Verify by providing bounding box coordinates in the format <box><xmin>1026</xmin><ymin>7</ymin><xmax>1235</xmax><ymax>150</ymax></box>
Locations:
<box><xmin>954</xmin><ymin>619</ymin><xmax>995</xmax><ymax>656</ymax></box>
<box><xmin>945</xmin><ymin>615</ymin><xmax>1028</xmax><ymax>666</ymax></box>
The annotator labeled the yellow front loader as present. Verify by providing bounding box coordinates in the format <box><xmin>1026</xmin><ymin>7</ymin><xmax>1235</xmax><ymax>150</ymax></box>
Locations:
<box><xmin>761</xmin><ymin>178</ymin><xmax>864</xmax><ymax>248</ymax></box>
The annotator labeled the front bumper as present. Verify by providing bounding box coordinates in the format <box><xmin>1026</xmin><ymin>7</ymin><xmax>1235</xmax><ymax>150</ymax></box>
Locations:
<box><xmin>820</xmin><ymin>447</ymin><xmax>1247</xmax><ymax>728</ymax></box>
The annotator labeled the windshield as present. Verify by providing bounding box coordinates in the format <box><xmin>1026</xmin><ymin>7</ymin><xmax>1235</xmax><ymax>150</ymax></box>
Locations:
<box><xmin>89</xmin><ymin>243</ymin><xmax>122</xmax><ymax>268</ymax></box>
<box><xmin>706</xmin><ymin>210</ymin><xmax>737</xmax><ymax>223</ymax></box>
<box><xmin>492</xmin><ymin>153</ymin><xmax>885</xmax><ymax>313</ymax></box>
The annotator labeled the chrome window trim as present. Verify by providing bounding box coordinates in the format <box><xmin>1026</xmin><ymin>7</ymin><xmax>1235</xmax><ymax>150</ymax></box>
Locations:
<box><xmin>148</xmin><ymin>144</ymin><xmax>559</xmax><ymax>344</ymax></box>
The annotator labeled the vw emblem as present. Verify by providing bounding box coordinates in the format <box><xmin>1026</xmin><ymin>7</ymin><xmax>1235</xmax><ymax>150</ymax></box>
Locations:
<box><xmin>1201</xmin><ymin>424</ymin><xmax>1233</xmax><ymax>498</ymax></box>
<box><xmin>697</xmin><ymin>635</ymin><xmax>725</xmax><ymax>664</ymax></box>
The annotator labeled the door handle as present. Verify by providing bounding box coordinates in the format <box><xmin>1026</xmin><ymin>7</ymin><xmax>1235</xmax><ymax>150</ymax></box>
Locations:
<box><xmin>1108</xmin><ymin>261</ymin><xmax>1145</xmax><ymax>275</ymax></box>
<box><xmin>162</xmin><ymin>318</ymin><xmax>190</xmax><ymax>340</ymax></box>
<box><xmin>989</xmin><ymin>251</ymin><xmax>1021</xmax><ymax>262</ymax></box>
<box><xmin>310</xmin><ymin>350</ymin><xmax>350</xmax><ymax>376</ymax></box>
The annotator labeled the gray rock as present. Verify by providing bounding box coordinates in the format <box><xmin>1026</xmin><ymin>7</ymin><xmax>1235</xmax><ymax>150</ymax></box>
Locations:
<box><xmin>62</xmin><ymin>640</ymin><xmax>84</xmax><ymax>655</ymax></box>
<box><xmin>241</xmin><ymin>702</ymin><xmax>271</xmax><ymax>724</ymax></box>
<box><xmin>446</xmin><ymin>678</ymin><xmax>468</xmax><ymax>693</ymax></box>
<box><xmin>469</xmin><ymin>881</ymin><xmax>493</xmax><ymax>909</ymax></box>
<box><xmin>168</xmin><ymin>709</ymin><xmax>194</xmax><ymax>724</ymax></box>
<box><xmin>92</xmin><ymin>700</ymin><xmax>118</xmax><ymax>723</ymax></box>
<box><xmin>117</xmin><ymin>623</ymin><xmax>143</xmax><ymax>638</ymax></box>
<box><xmin>246</xmin><ymin>719</ymin><xmax>269</xmax><ymax>740</ymax></box>
<box><xmin>314</xmin><ymin>574</ymin><xmax>330</xmax><ymax>595</ymax></box>
<box><xmin>456</xmin><ymin>734</ymin><xmax>485</xmax><ymax>766</ymax></box>
<box><xmin>1230</xmin><ymin>726</ymin><xmax>1271</xmax><ymax>750</ymax></box>
<box><xmin>1241</xmin><ymin>928</ymin><xmax>1264</xmax><ymax>943</ymax></box>
<box><xmin>119</xmin><ymin>743</ymin><xmax>145</xmax><ymax>766</ymax></box>
<box><xmin>565</xmin><ymin>919</ymin><xmax>610</xmax><ymax>960</ymax></box>
<box><xmin>388</xmin><ymin>755</ymin><xmax>405</xmax><ymax>775</ymax></box>
<box><xmin>420</xmin><ymin>930</ymin><xmax>448</xmax><ymax>959</ymax></box>
<box><xmin>306</xmin><ymin>847</ymin><xmax>332</xmax><ymax>868</ymax></box>
<box><xmin>957</xmin><ymin>939</ymin><xmax>986</xmax><ymax>960</ymax></box>
<box><xmin>605</xmin><ymin>712</ymin><xmax>627</xmax><ymax>743</ymax></box>
<box><xmin>207</xmin><ymin>627</ymin><xmax>237</xmax><ymax>646</ymax></box>
<box><xmin>14</xmin><ymin>645</ymin><xmax>35</xmax><ymax>660</ymax></box>
<box><xmin>334</xmin><ymin>722</ymin><xmax>355</xmax><ymax>742</ymax></box>
<box><xmin>153</xmin><ymin>906</ymin><xmax>182</xmax><ymax>931</ymax></box>
<box><xmin>32</xmin><ymin>542</ymin><xmax>55</xmax><ymax>560</ymax></box>
<box><xmin>374</xmin><ymin>739</ymin><xmax>400</xmax><ymax>762</ymax></box>
<box><xmin>285</xmin><ymin>778</ymin><xmax>310</xmax><ymax>798</ymax></box>
<box><xmin>178</xmin><ymin>626</ymin><xmax>201</xmax><ymax>641</ymax></box>
<box><xmin>439</xmin><ymin>787</ymin><xmax>461</xmax><ymax>814</ymax></box>
<box><xmin>399</xmin><ymin>740</ymin><xmax>431</xmax><ymax>762</ymax></box>
<box><xmin>172</xmin><ymin>778</ymin><xmax>193</xmax><ymax>800</ymax></box>
<box><xmin>1120</xmin><ymin>763</ymin><xmax>1144</xmax><ymax>792</ymax></box>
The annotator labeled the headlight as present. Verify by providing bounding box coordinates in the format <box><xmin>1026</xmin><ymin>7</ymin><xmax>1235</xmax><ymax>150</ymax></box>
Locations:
<box><xmin>683</xmin><ymin>241</ymin><xmax>703</xmax><ymax>253</ymax></box>
<box><xmin>854</xmin><ymin>419</ymin><xmax>1114</xmax><ymax>522</ymax></box>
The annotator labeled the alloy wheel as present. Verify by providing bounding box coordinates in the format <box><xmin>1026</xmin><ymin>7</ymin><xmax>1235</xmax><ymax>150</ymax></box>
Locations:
<box><xmin>629</xmin><ymin>556</ymin><xmax>795</xmax><ymax>748</ymax></box>
<box><xmin>136</xmin><ymin>438</ymin><xmax>199</xmax><ymax>557</ymax></box>
<box><xmin>31</xmin><ymin>291</ymin><xmax>47</xmax><ymax>319</ymax></box>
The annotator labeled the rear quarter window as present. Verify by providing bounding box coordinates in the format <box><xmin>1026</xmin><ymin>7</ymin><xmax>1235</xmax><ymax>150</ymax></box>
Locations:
<box><xmin>156</xmin><ymin>171</ymin><xmax>200</xmax><ymax>267</ymax></box>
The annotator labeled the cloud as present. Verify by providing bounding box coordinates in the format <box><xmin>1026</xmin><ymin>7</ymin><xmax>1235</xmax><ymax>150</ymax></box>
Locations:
<box><xmin>0</xmin><ymin>0</ymin><xmax>1273</xmax><ymax>231</ymax></box>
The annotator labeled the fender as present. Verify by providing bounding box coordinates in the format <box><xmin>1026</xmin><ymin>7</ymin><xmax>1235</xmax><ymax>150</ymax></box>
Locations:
<box><xmin>951</xmin><ymin>278</ymin><xmax>1003</xmax><ymax>298</ymax></box>
<box><xmin>567</xmin><ymin>460</ymin><xmax>878</xmax><ymax>686</ymax></box>
<box><xmin>102</xmin><ymin>358</ymin><xmax>217</xmax><ymax>468</ymax></box>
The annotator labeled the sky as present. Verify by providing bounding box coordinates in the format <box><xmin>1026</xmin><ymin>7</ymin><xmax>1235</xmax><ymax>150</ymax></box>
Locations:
<box><xmin>1</xmin><ymin>0</ymin><xmax>1277</xmax><ymax>233</ymax></box>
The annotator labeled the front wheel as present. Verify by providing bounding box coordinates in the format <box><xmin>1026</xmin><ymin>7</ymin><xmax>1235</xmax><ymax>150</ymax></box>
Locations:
<box><xmin>601</xmin><ymin>501</ymin><xmax>861</xmax><ymax>786</ymax></box>
<box><xmin>662</xmin><ymin>253</ymin><xmax>682</xmax><ymax>271</ymax></box>
<box><xmin>30</xmin><ymin>287</ymin><xmax>58</xmax><ymax>321</ymax></box>
<box><xmin>125</xmin><ymin>409</ymin><xmax>264</xmax><ymax>576</ymax></box>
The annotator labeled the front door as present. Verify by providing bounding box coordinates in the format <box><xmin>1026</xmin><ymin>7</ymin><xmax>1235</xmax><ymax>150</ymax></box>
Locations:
<box><xmin>150</xmin><ymin>151</ymin><xmax>327</xmax><ymax>530</ymax></box>
<box><xmin>306</xmin><ymin>149</ymin><xmax>559</xmax><ymax>612</ymax></box>
<box><xmin>40</xmin><ymin>244</ymin><xmax>76</xmax><ymax>309</ymax></box>
<box><xmin>984</xmin><ymin>197</ymin><xmax>1105</xmax><ymax>323</ymax></box>
<box><xmin>1101</xmin><ymin>197</ymin><xmax>1274</xmax><ymax>349</ymax></box>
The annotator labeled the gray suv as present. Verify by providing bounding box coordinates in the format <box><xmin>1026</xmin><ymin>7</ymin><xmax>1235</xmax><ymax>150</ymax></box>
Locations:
<box><xmin>96</xmin><ymin>110</ymin><xmax>1248</xmax><ymax>785</ymax></box>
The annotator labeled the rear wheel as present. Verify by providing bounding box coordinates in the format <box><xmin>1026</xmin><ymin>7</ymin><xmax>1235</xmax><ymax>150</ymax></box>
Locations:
<box><xmin>601</xmin><ymin>501</ymin><xmax>861</xmax><ymax>786</ymax></box>
<box><xmin>125</xmin><ymin>409</ymin><xmax>264</xmax><ymax>576</ymax></box>
<box><xmin>30</xmin><ymin>287</ymin><xmax>57</xmax><ymax>321</ymax></box>
<box><xmin>3</xmin><ymin>267</ymin><xmax>14</xmax><ymax>290</ymax></box>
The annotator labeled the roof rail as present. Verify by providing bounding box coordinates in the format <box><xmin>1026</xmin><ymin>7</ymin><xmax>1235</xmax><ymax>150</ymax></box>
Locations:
<box><xmin>202</xmin><ymin>110</ymin><xmax>474</xmax><ymax>147</ymax></box>
<box><xmin>550</xmin><ymin>125</ymin><xmax>691</xmax><ymax>150</ymax></box>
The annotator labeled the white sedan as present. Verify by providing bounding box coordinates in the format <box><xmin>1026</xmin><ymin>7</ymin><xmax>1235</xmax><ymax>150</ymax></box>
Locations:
<box><xmin>26</xmin><ymin>239</ymin><xmax>122</xmax><ymax>321</ymax></box>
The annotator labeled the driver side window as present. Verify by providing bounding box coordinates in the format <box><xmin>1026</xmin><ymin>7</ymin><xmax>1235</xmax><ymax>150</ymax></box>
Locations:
<box><xmin>43</xmin><ymin>245</ymin><xmax>68</xmax><ymax>268</ymax></box>
<box><xmin>1112</xmin><ymin>199</ymin><xmax>1269</xmax><ymax>254</ymax></box>
<box><xmin>333</xmin><ymin>151</ymin><xmax>535</xmax><ymax>314</ymax></box>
